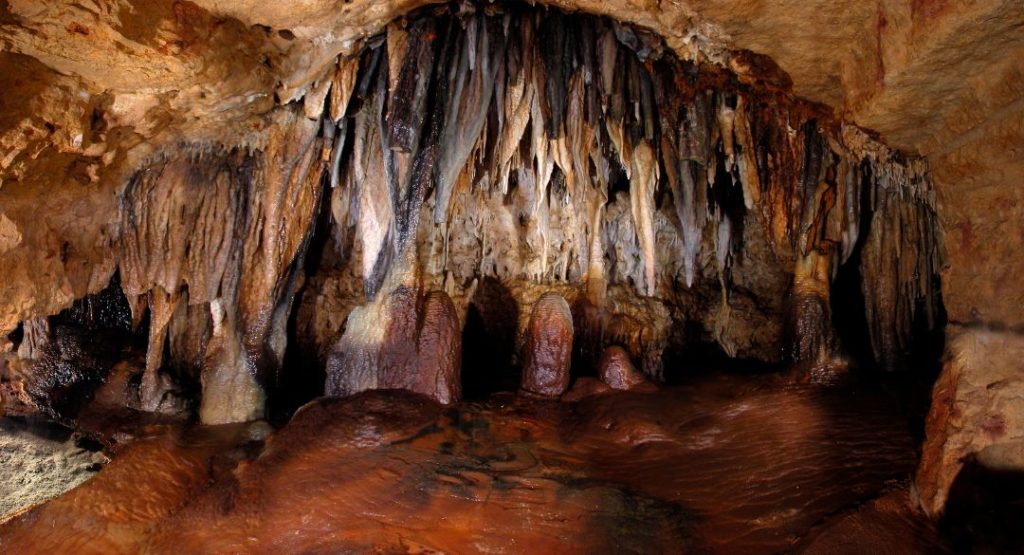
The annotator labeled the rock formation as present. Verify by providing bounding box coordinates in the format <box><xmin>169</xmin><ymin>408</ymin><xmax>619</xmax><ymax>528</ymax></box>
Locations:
<box><xmin>598</xmin><ymin>345</ymin><xmax>650</xmax><ymax>391</ymax></box>
<box><xmin>520</xmin><ymin>292</ymin><xmax>575</xmax><ymax>397</ymax></box>
<box><xmin>0</xmin><ymin>0</ymin><xmax>1019</xmax><ymax>523</ymax></box>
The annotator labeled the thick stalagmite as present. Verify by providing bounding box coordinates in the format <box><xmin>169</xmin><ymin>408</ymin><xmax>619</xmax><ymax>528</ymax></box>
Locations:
<box><xmin>520</xmin><ymin>292</ymin><xmax>574</xmax><ymax>397</ymax></box>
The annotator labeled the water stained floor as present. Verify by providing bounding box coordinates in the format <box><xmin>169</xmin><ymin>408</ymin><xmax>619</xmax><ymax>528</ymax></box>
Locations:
<box><xmin>0</xmin><ymin>373</ymin><xmax>947</xmax><ymax>553</ymax></box>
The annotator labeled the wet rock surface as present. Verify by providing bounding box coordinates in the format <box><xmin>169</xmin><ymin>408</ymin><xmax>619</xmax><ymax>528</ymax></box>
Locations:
<box><xmin>0</xmin><ymin>374</ymin><xmax>939</xmax><ymax>553</ymax></box>
<box><xmin>598</xmin><ymin>345</ymin><xmax>650</xmax><ymax>390</ymax></box>
<box><xmin>520</xmin><ymin>293</ymin><xmax>574</xmax><ymax>397</ymax></box>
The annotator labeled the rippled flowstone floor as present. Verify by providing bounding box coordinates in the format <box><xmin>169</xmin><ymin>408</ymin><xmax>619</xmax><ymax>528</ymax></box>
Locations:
<box><xmin>0</xmin><ymin>374</ymin><xmax>948</xmax><ymax>553</ymax></box>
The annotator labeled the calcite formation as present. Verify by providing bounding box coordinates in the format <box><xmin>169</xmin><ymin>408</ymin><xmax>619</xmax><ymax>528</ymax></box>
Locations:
<box><xmin>325</xmin><ymin>281</ymin><xmax>462</xmax><ymax>404</ymax></box>
<box><xmin>598</xmin><ymin>345</ymin><xmax>649</xmax><ymax>391</ymax></box>
<box><xmin>308</xmin><ymin>5</ymin><xmax>942</xmax><ymax>404</ymax></box>
<box><xmin>520</xmin><ymin>292</ymin><xmax>575</xmax><ymax>397</ymax></box>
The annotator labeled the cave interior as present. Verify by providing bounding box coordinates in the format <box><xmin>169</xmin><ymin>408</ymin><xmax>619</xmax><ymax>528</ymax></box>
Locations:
<box><xmin>1</xmin><ymin>0</ymin><xmax>1022</xmax><ymax>552</ymax></box>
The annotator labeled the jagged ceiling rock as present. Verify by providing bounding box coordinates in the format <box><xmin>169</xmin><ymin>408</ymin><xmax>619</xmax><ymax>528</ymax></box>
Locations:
<box><xmin>1</xmin><ymin>0</ymin><xmax>1020</xmax><ymax>333</ymax></box>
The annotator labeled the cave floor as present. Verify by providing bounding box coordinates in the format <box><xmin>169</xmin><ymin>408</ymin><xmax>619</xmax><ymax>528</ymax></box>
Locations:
<box><xmin>0</xmin><ymin>373</ymin><xmax>950</xmax><ymax>553</ymax></box>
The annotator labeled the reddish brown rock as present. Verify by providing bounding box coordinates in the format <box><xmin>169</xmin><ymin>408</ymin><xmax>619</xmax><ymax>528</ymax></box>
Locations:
<box><xmin>598</xmin><ymin>346</ymin><xmax>650</xmax><ymax>391</ymax></box>
<box><xmin>411</xmin><ymin>291</ymin><xmax>462</xmax><ymax>405</ymax></box>
<box><xmin>562</xmin><ymin>377</ymin><xmax>613</xmax><ymax>402</ymax></box>
<box><xmin>520</xmin><ymin>293</ymin><xmax>574</xmax><ymax>398</ymax></box>
<box><xmin>0</xmin><ymin>376</ymin><xmax>924</xmax><ymax>553</ymax></box>
<box><xmin>326</xmin><ymin>287</ymin><xmax>462</xmax><ymax>405</ymax></box>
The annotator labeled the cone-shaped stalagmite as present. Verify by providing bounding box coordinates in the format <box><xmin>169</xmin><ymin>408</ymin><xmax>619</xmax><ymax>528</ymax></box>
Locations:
<box><xmin>599</xmin><ymin>345</ymin><xmax>650</xmax><ymax>390</ymax></box>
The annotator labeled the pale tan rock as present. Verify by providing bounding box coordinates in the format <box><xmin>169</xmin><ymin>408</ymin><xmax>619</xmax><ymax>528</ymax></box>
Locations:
<box><xmin>916</xmin><ymin>327</ymin><xmax>1024</xmax><ymax>517</ymax></box>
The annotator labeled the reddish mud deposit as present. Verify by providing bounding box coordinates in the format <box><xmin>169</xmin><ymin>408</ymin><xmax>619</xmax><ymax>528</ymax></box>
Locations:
<box><xmin>0</xmin><ymin>375</ymin><xmax>942</xmax><ymax>554</ymax></box>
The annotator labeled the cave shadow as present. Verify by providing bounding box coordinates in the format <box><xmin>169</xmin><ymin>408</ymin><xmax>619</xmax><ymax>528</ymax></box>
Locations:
<box><xmin>659</xmin><ymin>319</ymin><xmax>785</xmax><ymax>386</ymax></box>
<box><xmin>461</xmin><ymin>277</ymin><xmax>520</xmax><ymax>399</ymax></box>
<box><xmin>939</xmin><ymin>459</ymin><xmax>1024</xmax><ymax>552</ymax></box>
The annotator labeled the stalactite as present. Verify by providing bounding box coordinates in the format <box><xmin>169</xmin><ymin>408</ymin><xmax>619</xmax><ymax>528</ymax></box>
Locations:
<box><xmin>433</xmin><ymin>14</ymin><xmax>503</xmax><ymax>225</ymax></box>
<box><xmin>118</xmin><ymin>106</ymin><xmax>322</xmax><ymax>423</ymax></box>
<box><xmin>102</xmin><ymin>4</ymin><xmax>951</xmax><ymax>419</ymax></box>
<box><xmin>630</xmin><ymin>141</ymin><xmax>658</xmax><ymax>296</ymax></box>
<box><xmin>858</xmin><ymin>158</ymin><xmax>942</xmax><ymax>371</ymax></box>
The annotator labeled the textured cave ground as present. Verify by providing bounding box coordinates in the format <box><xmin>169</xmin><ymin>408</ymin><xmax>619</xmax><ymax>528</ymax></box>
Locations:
<box><xmin>0</xmin><ymin>1</ymin><xmax>972</xmax><ymax>550</ymax></box>
<box><xmin>0</xmin><ymin>376</ymin><xmax>951</xmax><ymax>554</ymax></box>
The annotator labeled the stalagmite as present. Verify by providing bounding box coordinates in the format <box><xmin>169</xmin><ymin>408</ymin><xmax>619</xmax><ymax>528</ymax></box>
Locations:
<box><xmin>521</xmin><ymin>292</ymin><xmax>574</xmax><ymax>397</ymax></box>
<box><xmin>199</xmin><ymin>299</ymin><xmax>266</xmax><ymax>424</ymax></box>
<box><xmin>325</xmin><ymin>280</ymin><xmax>463</xmax><ymax>405</ymax></box>
<box><xmin>139</xmin><ymin>286</ymin><xmax>179</xmax><ymax>412</ymax></box>
<box><xmin>599</xmin><ymin>345</ymin><xmax>650</xmax><ymax>390</ymax></box>
<box><xmin>410</xmin><ymin>290</ymin><xmax>462</xmax><ymax>404</ymax></box>
<box><xmin>791</xmin><ymin>242</ymin><xmax>840</xmax><ymax>380</ymax></box>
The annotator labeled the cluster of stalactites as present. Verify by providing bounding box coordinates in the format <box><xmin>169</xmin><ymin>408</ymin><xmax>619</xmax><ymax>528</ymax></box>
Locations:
<box><xmin>317</xmin><ymin>5</ymin><xmax>943</xmax><ymax>360</ymax></box>
<box><xmin>859</xmin><ymin>157</ymin><xmax>944</xmax><ymax>370</ymax></box>
<box><xmin>118</xmin><ymin>107</ymin><xmax>325</xmax><ymax>422</ymax></box>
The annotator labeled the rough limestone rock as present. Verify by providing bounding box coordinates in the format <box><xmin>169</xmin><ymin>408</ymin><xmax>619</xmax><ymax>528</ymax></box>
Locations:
<box><xmin>521</xmin><ymin>293</ymin><xmax>574</xmax><ymax>398</ymax></box>
<box><xmin>916</xmin><ymin>327</ymin><xmax>1024</xmax><ymax>516</ymax></box>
